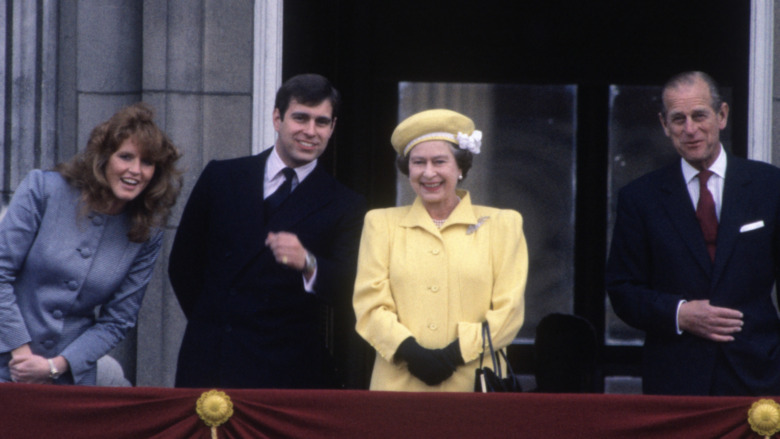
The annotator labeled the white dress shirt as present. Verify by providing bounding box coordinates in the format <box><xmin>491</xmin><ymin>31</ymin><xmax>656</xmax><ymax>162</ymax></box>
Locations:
<box><xmin>676</xmin><ymin>146</ymin><xmax>726</xmax><ymax>334</ymax></box>
<box><xmin>263</xmin><ymin>147</ymin><xmax>317</xmax><ymax>198</ymax></box>
<box><xmin>681</xmin><ymin>146</ymin><xmax>726</xmax><ymax>220</ymax></box>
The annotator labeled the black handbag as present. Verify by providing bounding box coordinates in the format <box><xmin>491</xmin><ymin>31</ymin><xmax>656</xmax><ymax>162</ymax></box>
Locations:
<box><xmin>474</xmin><ymin>321</ymin><xmax>522</xmax><ymax>392</ymax></box>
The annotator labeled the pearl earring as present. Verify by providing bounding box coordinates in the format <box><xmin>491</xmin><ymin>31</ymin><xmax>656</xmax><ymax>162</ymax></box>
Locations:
<box><xmin>458</xmin><ymin>174</ymin><xmax>463</xmax><ymax>180</ymax></box>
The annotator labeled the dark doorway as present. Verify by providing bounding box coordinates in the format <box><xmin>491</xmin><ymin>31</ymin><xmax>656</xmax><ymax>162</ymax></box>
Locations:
<box><xmin>283</xmin><ymin>0</ymin><xmax>751</xmax><ymax>391</ymax></box>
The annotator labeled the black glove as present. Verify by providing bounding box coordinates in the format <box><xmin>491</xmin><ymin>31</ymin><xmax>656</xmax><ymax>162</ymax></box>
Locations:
<box><xmin>440</xmin><ymin>338</ymin><xmax>465</xmax><ymax>368</ymax></box>
<box><xmin>395</xmin><ymin>337</ymin><xmax>462</xmax><ymax>386</ymax></box>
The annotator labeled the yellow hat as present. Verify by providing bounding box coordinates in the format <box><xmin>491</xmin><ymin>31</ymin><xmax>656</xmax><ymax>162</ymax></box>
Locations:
<box><xmin>390</xmin><ymin>109</ymin><xmax>482</xmax><ymax>156</ymax></box>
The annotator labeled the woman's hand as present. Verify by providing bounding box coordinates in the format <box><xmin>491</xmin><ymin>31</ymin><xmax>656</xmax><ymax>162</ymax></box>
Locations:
<box><xmin>9</xmin><ymin>353</ymin><xmax>51</xmax><ymax>384</ymax></box>
<box><xmin>395</xmin><ymin>337</ymin><xmax>461</xmax><ymax>386</ymax></box>
<box><xmin>11</xmin><ymin>344</ymin><xmax>32</xmax><ymax>358</ymax></box>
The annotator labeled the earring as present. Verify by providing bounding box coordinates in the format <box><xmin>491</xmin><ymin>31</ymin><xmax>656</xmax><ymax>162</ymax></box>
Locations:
<box><xmin>458</xmin><ymin>174</ymin><xmax>463</xmax><ymax>180</ymax></box>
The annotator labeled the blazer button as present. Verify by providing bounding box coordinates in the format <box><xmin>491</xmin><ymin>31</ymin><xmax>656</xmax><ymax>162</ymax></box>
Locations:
<box><xmin>428</xmin><ymin>323</ymin><xmax>438</xmax><ymax>331</ymax></box>
<box><xmin>52</xmin><ymin>310</ymin><xmax>63</xmax><ymax>320</ymax></box>
<box><xmin>78</xmin><ymin>248</ymin><xmax>92</xmax><ymax>258</ymax></box>
<box><xmin>430</xmin><ymin>286</ymin><xmax>440</xmax><ymax>293</ymax></box>
<box><xmin>432</xmin><ymin>249</ymin><xmax>441</xmax><ymax>255</ymax></box>
<box><xmin>66</xmin><ymin>280</ymin><xmax>79</xmax><ymax>291</ymax></box>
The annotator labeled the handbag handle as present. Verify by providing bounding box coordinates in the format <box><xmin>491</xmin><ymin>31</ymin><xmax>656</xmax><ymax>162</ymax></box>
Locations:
<box><xmin>480</xmin><ymin>321</ymin><xmax>519</xmax><ymax>382</ymax></box>
<box><xmin>480</xmin><ymin>321</ymin><xmax>501</xmax><ymax>378</ymax></box>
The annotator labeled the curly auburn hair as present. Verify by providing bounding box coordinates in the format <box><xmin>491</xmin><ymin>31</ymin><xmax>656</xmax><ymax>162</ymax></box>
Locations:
<box><xmin>55</xmin><ymin>103</ymin><xmax>183</xmax><ymax>242</ymax></box>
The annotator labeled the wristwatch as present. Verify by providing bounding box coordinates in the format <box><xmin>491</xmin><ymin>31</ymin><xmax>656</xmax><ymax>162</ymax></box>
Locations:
<box><xmin>48</xmin><ymin>358</ymin><xmax>61</xmax><ymax>380</ymax></box>
<box><xmin>304</xmin><ymin>251</ymin><xmax>317</xmax><ymax>276</ymax></box>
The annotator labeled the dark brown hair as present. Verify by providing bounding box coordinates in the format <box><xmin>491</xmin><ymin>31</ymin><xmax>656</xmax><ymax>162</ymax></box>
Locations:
<box><xmin>274</xmin><ymin>73</ymin><xmax>341</xmax><ymax>120</ymax></box>
<box><xmin>56</xmin><ymin>103</ymin><xmax>183</xmax><ymax>242</ymax></box>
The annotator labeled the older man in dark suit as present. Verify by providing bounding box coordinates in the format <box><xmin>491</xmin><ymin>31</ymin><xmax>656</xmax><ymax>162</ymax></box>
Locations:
<box><xmin>170</xmin><ymin>74</ymin><xmax>366</xmax><ymax>389</ymax></box>
<box><xmin>607</xmin><ymin>71</ymin><xmax>780</xmax><ymax>396</ymax></box>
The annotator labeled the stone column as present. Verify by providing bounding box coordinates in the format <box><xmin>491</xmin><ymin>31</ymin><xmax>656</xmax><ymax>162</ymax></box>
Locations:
<box><xmin>1</xmin><ymin>0</ymin><xmax>60</xmax><ymax>204</ymax></box>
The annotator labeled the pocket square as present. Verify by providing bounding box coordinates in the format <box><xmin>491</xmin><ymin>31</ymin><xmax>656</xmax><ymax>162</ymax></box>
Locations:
<box><xmin>740</xmin><ymin>220</ymin><xmax>765</xmax><ymax>233</ymax></box>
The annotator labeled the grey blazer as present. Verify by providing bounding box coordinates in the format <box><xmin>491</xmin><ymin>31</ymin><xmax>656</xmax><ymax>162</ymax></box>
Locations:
<box><xmin>0</xmin><ymin>170</ymin><xmax>161</xmax><ymax>384</ymax></box>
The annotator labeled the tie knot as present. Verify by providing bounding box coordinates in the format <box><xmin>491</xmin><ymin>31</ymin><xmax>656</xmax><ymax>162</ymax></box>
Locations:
<box><xmin>698</xmin><ymin>169</ymin><xmax>713</xmax><ymax>186</ymax></box>
<box><xmin>281</xmin><ymin>167</ymin><xmax>295</xmax><ymax>182</ymax></box>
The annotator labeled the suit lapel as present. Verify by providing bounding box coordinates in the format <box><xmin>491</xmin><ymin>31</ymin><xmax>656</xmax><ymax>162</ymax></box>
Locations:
<box><xmin>230</xmin><ymin>163</ymin><xmax>334</xmax><ymax>283</ymax></box>
<box><xmin>265</xmin><ymin>166</ymin><xmax>334</xmax><ymax>231</ymax></box>
<box><xmin>711</xmin><ymin>156</ymin><xmax>752</xmax><ymax>286</ymax></box>
<box><xmin>659</xmin><ymin>165</ymin><xmax>713</xmax><ymax>275</ymax></box>
<box><xmin>658</xmin><ymin>155</ymin><xmax>755</xmax><ymax>287</ymax></box>
<box><xmin>226</xmin><ymin>149</ymin><xmax>271</xmax><ymax>282</ymax></box>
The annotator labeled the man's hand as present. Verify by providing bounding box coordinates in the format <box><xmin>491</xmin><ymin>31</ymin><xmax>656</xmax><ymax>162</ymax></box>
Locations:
<box><xmin>265</xmin><ymin>232</ymin><xmax>307</xmax><ymax>271</ymax></box>
<box><xmin>679</xmin><ymin>299</ymin><xmax>743</xmax><ymax>342</ymax></box>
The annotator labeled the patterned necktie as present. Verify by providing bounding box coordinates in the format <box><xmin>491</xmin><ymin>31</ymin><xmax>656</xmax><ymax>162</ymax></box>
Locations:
<box><xmin>264</xmin><ymin>167</ymin><xmax>295</xmax><ymax>215</ymax></box>
<box><xmin>696</xmin><ymin>170</ymin><xmax>718</xmax><ymax>261</ymax></box>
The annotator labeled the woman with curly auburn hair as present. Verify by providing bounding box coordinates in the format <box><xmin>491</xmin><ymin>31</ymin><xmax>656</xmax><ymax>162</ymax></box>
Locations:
<box><xmin>56</xmin><ymin>102</ymin><xmax>182</xmax><ymax>242</ymax></box>
<box><xmin>0</xmin><ymin>102</ymin><xmax>183</xmax><ymax>385</ymax></box>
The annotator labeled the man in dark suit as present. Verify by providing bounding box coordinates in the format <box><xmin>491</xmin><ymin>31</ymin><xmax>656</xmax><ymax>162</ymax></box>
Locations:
<box><xmin>170</xmin><ymin>74</ymin><xmax>366</xmax><ymax>388</ymax></box>
<box><xmin>607</xmin><ymin>71</ymin><xmax>780</xmax><ymax>396</ymax></box>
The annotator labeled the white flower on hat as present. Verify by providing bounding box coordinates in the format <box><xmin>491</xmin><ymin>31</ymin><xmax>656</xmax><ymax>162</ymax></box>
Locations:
<box><xmin>457</xmin><ymin>130</ymin><xmax>482</xmax><ymax>154</ymax></box>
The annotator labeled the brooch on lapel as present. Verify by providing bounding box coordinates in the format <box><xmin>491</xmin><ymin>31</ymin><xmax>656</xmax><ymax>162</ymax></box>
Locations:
<box><xmin>467</xmin><ymin>216</ymin><xmax>490</xmax><ymax>235</ymax></box>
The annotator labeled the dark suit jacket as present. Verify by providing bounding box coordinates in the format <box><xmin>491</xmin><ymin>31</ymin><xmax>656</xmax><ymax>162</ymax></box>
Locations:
<box><xmin>606</xmin><ymin>154</ymin><xmax>780</xmax><ymax>396</ymax></box>
<box><xmin>169</xmin><ymin>149</ymin><xmax>366</xmax><ymax>389</ymax></box>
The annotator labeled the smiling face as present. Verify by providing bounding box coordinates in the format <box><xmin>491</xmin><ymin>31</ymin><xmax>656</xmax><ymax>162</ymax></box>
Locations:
<box><xmin>273</xmin><ymin>99</ymin><xmax>336</xmax><ymax>168</ymax></box>
<box><xmin>659</xmin><ymin>77</ymin><xmax>728</xmax><ymax>171</ymax></box>
<box><xmin>408</xmin><ymin>140</ymin><xmax>462</xmax><ymax>217</ymax></box>
<box><xmin>104</xmin><ymin>138</ymin><xmax>155</xmax><ymax>214</ymax></box>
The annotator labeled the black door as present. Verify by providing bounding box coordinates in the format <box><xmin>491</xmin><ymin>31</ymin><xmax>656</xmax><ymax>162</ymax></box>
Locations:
<box><xmin>283</xmin><ymin>0</ymin><xmax>751</xmax><ymax>391</ymax></box>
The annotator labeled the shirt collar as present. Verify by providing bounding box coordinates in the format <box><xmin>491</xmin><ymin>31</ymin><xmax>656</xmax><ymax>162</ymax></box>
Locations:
<box><xmin>681</xmin><ymin>144</ymin><xmax>727</xmax><ymax>184</ymax></box>
<box><xmin>265</xmin><ymin>146</ymin><xmax>318</xmax><ymax>183</ymax></box>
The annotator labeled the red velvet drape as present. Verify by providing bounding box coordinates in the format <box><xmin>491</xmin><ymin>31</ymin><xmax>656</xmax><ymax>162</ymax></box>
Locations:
<box><xmin>0</xmin><ymin>384</ymin><xmax>768</xmax><ymax>438</ymax></box>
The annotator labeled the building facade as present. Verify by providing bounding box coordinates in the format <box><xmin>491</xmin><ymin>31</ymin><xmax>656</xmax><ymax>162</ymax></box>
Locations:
<box><xmin>1</xmin><ymin>0</ymin><xmax>779</xmax><ymax>389</ymax></box>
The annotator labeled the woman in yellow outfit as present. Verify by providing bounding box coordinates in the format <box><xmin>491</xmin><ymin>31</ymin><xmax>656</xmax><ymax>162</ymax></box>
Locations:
<box><xmin>353</xmin><ymin>109</ymin><xmax>528</xmax><ymax>391</ymax></box>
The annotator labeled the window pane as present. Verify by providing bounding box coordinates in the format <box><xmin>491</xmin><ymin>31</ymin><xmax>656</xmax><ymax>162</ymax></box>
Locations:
<box><xmin>396</xmin><ymin>82</ymin><xmax>577</xmax><ymax>341</ymax></box>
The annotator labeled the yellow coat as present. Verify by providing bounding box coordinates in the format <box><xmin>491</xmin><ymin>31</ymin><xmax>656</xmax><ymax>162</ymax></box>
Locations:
<box><xmin>353</xmin><ymin>190</ymin><xmax>528</xmax><ymax>391</ymax></box>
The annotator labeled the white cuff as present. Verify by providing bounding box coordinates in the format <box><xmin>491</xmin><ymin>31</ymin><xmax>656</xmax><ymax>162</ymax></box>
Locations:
<box><xmin>675</xmin><ymin>300</ymin><xmax>687</xmax><ymax>335</ymax></box>
<box><xmin>303</xmin><ymin>268</ymin><xmax>317</xmax><ymax>294</ymax></box>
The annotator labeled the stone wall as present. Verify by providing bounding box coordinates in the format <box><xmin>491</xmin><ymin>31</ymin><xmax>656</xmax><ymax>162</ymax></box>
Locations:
<box><xmin>1</xmin><ymin>0</ymin><xmax>266</xmax><ymax>387</ymax></box>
